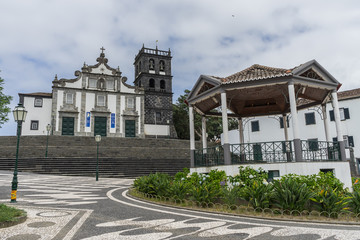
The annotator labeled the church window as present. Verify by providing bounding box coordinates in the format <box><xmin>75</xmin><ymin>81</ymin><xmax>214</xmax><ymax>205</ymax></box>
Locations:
<box><xmin>149</xmin><ymin>79</ymin><xmax>155</xmax><ymax>88</ymax></box>
<box><xmin>156</xmin><ymin>112</ymin><xmax>161</xmax><ymax>122</ymax></box>
<box><xmin>97</xmin><ymin>95</ymin><xmax>105</xmax><ymax>106</ymax></box>
<box><xmin>127</xmin><ymin>98</ymin><xmax>135</xmax><ymax>109</ymax></box>
<box><xmin>98</xmin><ymin>78</ymin><xmax>106</xmax><ymax>90</ymax></box>
<box><xmin>149</xmin><ymin>59</ymin><xmax>155</xmax><ymax>70</ymax></box>
<box><xmin>107</xmin><ymin>80</ymin><xmax>114</xmax><ymax>90</ymax></box>
<box><xmin>30</xmin><ymin>120</ymin><xmax>39</xmax><ymax>130</ymax></box>
<box><xmin>159</xmin><ymin>60</ymin><xmax>165</xmax><ymax>71</ymax></box>
<box><xmin>66</xmin><ymin>93</ymin><xmax>73</xmax><ymax>104</ymax></box>
<box><xmin>160</xmin><ymin>80</ymin><xmax>165</xmax><ymax>90</ymax></box>
<box><xmin>34</xmin><ymin>98</ymin><xmax>43</xmax><ymax>107</ymax></box>
<box><xmin>89</xmin><ymin>79</ymin><xmax>97</xmax><ymax>88</ymax></box>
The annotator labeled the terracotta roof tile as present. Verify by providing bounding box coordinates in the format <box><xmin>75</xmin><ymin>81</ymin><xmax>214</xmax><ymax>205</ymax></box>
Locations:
<box><xmin>222</xmin><ymin>64</ymin><xmax>293</xmax><ymax>84</ymax></box>
<box><xmin>19</xmin><ymin>92</ymin><xmax>52</xmax><ymax>97</ymax></box>
<box><xmin>337</xmin><ymin>88</ymin><xmax>360</xmax><ymax>100</ymax></box>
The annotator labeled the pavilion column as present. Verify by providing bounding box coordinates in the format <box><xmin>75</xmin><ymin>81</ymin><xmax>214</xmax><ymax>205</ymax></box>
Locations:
<box><xmin>331</xmin><ymin>90</ymin><xmax>346</xmax><ymax>161</ymax></box>
<box><xmin>288</xmin><ymin>82</ymin><xmax>302</xmax><ymax>162</ymax></box>
<box><xmin>221</xmin><ymin>91</ymin><xmax>231</xmax><ymax>165</ymax></box>
<box><xmin>282</xmin><ymin>114</ymin><xmax>289</xmax><ymax>142</ymax></box>
<box><xmin>322</xmin><ymin>104</ymin><xmax>331</xmax><ymax>142</ymax></box>
<box><xmin>189</xmin><ymin>105</ymin><xmax>195</xmax><ymax>168</ymax></box>
<box><xmin>201</xmin><ymin>116</ymin><xmax>207</xmax><ymax>153</ymax></box>
<box><xmin>238</xmin><ymin>117</ymin><xmax>245</xmax><ymax>161</ymax></box>
<box><xmin>282</xmin><ymin>113</ymin><xmax>292</xmax><ymax>162</ymax></box>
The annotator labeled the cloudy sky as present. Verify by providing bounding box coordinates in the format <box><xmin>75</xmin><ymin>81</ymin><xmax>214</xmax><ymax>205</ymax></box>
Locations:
<box><xmin>1</xmin><ymin>0</ymin><xmax>360</xmax><ymax>135</ymax></box>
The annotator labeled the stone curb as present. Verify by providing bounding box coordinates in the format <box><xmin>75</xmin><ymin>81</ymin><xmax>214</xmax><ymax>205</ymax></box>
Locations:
<box><xmin>127</xmin><ymin>190</ymin><xmax>360</xmax><ymax>226</ymax></box>
<box><xmin>0</xmin><ymin>212</ymin><xmax>27</xmax><ymax>229</ymax></box>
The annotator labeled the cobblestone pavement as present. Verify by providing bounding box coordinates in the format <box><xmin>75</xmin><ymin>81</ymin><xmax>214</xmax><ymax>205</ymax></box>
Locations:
<box><xmin>0</xmin><ymin>171</ymin><xmax>360</xmax><ymax>240</ymax></box>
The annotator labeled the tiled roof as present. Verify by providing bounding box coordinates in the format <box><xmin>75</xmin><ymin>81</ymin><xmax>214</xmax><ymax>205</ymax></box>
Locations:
<box><xmin>337</xmin><ymin>88</ymin><xmax>360</xmax><ymax>100</ymax></box>
<box><xmin>19</xmin><ymin>92</ymin><xmax>52</xmax><ymax>97</ymax></box>
<box><xmin>221</xmin><ymin>64</ymin><xmax>293</xmax><ymax>84</ymax></box>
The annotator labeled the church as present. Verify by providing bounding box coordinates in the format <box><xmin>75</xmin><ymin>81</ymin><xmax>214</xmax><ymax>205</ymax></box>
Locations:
<box><xmin>19</xmin><ymin>46</ymin><xmax>177</xmax><ymax>138</ymax></box>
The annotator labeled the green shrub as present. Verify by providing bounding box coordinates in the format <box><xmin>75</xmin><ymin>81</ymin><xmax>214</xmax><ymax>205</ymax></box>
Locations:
<box><xmin>241</xmin><ymin>180</ymin><xmax>273</xmax><ymax>209</ymax></box>
<box><xmin>133</xmin><ymin>172</ymin><xmax>172</xmax><ymax>197</ymax></box>
<box><xmin>310</xmin><ymin>187</ymin><xmax>350</xmax><ymax>213</ymax></box>
<box><xmin>272</xmin><ymin>177</ymin><xmax>314</xmax><ymax>211</ymax></box>
<box><xmin>348</xmin><ymin>190</ymin><xmax>360</xmax><ymax>214</ymax></box>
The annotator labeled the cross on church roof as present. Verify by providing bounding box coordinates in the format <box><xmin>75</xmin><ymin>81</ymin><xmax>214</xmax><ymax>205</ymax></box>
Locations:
<box><xmin>100</xmin><ymin>47</ymin><xmax>105</xmax><ymax>53</ymax></box>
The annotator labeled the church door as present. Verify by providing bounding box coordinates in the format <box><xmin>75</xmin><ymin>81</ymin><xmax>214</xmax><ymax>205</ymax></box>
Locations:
<box><xmin>62</xmin><ymin>117</ymin><xmax>74</xmax><ymax>136</ymax></box>
<box><xmin>125</xmin><ymin>120</ymin><xmax>135</xmax><ymax>137</ymax></box>
<box><xmin>94</xmin><ymin>117</ymin><xmax>107</xmax><ymax>136</ymax></box>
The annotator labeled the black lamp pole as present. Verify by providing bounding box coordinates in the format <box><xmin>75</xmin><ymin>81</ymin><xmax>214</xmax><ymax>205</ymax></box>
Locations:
<box><xmin>11</xmin><ymin>103</ymin><xmax>27</xmax><ymax>203</ymax></box>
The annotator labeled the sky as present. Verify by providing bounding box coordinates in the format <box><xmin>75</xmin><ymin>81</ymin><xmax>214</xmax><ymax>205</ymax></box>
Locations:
<box><xmin>1</xmin><ymin>0</ymin><xmax>360</xmax><ymax>135</ymax></box>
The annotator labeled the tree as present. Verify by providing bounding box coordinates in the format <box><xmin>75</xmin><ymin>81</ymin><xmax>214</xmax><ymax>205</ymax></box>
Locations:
<box><xmin>0</xmin><ymin>75</ymin><xmax>13</xmax><ymax>128</ymax></box>
<box><xmin>173</xmin><ymin>89</ymin><xmax>237</xmax><ymax>141</ymax></box>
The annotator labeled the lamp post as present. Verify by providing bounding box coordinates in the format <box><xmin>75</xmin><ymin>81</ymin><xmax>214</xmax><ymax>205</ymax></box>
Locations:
<box><xmin>11</xmin><ymin>103</ymin><xmax>27</xmax><ymax>203</ymax></box>
<box><xmin>45</xmin><ymin>124</ymin><xmax>51</xmax><ymax>158</ymax></box>
<box><xmin>95</xmin><ymin>135</ymin><xmax>101</xmax><ymax>181</ymax></box>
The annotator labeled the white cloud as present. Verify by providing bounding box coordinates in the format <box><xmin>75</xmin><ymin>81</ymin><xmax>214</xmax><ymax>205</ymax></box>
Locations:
<box><xmin>1</xmin><ymin>0</ymin><xmax>360</xmax><ymax>135</ymax></box>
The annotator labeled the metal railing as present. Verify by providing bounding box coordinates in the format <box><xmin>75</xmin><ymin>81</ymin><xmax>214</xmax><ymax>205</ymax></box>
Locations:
<box><xmin>194</xmin><ymin>140</ymin><xmax>341</xmax><ymax>167</ymax></box>
<box><xmin>301</xmin><ymin>140</ymin><xmax>341</xmax><ymax>161</ymax></box>
<box><xmin>194</xmin><ymin>146</ymin><xmax>224</xmax><ymax>167</ymax></box>
<box><xmin>230</xmin><ymin>141</ymin><xmax>294</xmax><ymax>164</ymax></box>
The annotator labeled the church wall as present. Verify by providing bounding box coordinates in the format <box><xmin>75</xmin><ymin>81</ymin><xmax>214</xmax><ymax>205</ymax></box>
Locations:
<box><xmin>56</xmin><ymin>90</ymin><xmax>64</xmax><ymax>132</ymax></box>
<box><xmin>76</xmin><ymin>91</ymin><xmax>82</xmax><ymax>132</ymax></box>
<box><xmin>85</xmin><ymin>92</ymin><xmax>95</xmax><ymax>133</ymax></box>
<box><xmin>90</xmin><ymin>63</ymin><xmax>113</xmax><ymax>75</ymax></box>
<box><xmin>120</xmin><ymin>95</ymin><xmax>126</xmax><ymax>135</ymax></box>
<box><xmin>108</xmin><ymin>94</ymin><xmax>117</xmax><ymax>134</ymax></box>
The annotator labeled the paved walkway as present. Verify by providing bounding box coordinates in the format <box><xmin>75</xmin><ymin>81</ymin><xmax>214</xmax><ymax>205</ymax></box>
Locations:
<box><xmin>1</xmin><ymin>171</ymin><xmax>360</xmax><ymax>239</ymax></box>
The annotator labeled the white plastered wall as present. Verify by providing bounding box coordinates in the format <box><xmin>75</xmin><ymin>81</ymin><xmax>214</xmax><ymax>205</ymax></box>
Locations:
<box><xmin>22</xmin><ymin>96</ymin><xmax>52</xmax><ymax>136</ymax></box>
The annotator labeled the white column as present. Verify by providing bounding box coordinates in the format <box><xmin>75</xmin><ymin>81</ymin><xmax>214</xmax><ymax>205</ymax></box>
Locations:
<box><xmin>331</xmin><ymin>91</ymin><xmax>343</xmax><ymax>142</ymax></box>
<box><xmin>221</xmin><ymin>92</ymin><xmax>229</xmax><ymax>144</ymax></box>
<box><xmin>288</xmin><ymin>82</ymin><xmax>302</xmax><ymax>161</ymax></box>
<box><xmin>189</xmin><ymin>106</ymin><xmax>195</xmax><ymax>150</ymax></box>
<box><xmin>288</xmin><ymin>83</ymin><xmax>300</xmax><ymax>139</ymax></box>
<box><xmin>331</xmin><ymin>90</ymin><xmax>346</xmax><ymax>161</ymax></box>
<box><xmin>322</xmin><ymin>104</ymin><xmax>331</xmax><ymax>142</ymax></box>
<box><xmin>282</xmin><ymin>114</ymin><xmax>289</xmax><ymax>142</ymax></box>
<box><xmin>238</xmin><ymin>118</ymin><xmax>244</xmax><ymax>144</ymax></box>
<box><xmin>221</xmin><ymin>91</ymin><xmax>231</xmax><ymax>165</ymax></box>
<box><xmin>189</xmin><ymin>105</ymin><xmax>195</xmax><ymax>167</ymax></box>
<box><xmin>201</xmin><ymin>116</ymin><xmax>207</xmax><ymax>153</ymax></box>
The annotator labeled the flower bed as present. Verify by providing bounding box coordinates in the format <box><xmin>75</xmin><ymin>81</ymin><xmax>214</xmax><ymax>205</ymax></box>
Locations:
<box><xmin>131</xmin><ymin>167</ymin><xmax>360</xmax><ymax>221</ymax></box>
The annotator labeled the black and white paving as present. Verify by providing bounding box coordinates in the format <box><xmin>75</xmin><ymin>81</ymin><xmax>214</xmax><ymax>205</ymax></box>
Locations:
<box><xmin>0</xmin><ymin>171</ymin><xmax>359</xmax><ymax>240</ymax></box>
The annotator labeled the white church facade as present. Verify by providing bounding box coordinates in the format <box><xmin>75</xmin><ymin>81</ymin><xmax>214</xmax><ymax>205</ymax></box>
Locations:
<box><xmin>19</xmin><ymin>46</ymin><xmax>177</xmax><ymax>138</ymax></box>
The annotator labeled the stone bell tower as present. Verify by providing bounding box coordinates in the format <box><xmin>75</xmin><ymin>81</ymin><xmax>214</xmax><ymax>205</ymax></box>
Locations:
<box><xmin>134</xmin><ymin>45</ymin><xmax>177</xmax><ymax>138</ymax></box>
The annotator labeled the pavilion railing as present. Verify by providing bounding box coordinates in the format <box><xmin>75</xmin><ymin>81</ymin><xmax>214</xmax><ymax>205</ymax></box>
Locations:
<box><xmin>230</xmin><ymin>141</ymin><xmax>294</xmax><ymax>164</ymax></box>
<box><xmin>301</xmin><ymin>140</ymin><xmax>341</xmax><ymax>161</ymax></box>
<box><xmin>194</xmin><ymin>145</ymin><xmax>224</xmax><ymax>167</ymax></box>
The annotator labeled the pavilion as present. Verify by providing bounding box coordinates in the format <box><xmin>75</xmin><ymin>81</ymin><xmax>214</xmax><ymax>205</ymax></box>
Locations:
<box><xmin>186</xmin><ymin>60</ymin><xmax>346</xmax><ymax>168</ymax></box>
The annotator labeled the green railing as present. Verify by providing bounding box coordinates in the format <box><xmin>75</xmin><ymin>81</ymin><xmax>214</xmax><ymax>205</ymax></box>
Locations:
<box><xmin>194</xmin><ymin>146</ymin><xmax>224</xmax><ymax>167</ymax></box>
<box><xmin>194</xmin><ymin>140</ymin><xmax>341</xmax><ymax>167</ymax></box>
<box><xmin>301</xmin><ymin>140</ymin><xmax>341</xmax><ymax>161</ymax></box>
<box><xmin>230</xmin><ymin>141</ymin><xmax>294</xmax><ymax>164</ymax></box>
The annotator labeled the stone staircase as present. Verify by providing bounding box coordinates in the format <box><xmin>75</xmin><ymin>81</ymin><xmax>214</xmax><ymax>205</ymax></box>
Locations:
<box><xmin>0</xmin><ymin>136</ymin><xmax>192</xmax><ymax>178</ymax></box>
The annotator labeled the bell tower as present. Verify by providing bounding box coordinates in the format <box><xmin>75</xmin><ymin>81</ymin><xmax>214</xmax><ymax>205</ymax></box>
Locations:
<box><xmin>134</xmin><ymin>45</ymin><xmax>177</xmax><ymax>138</ymax></box>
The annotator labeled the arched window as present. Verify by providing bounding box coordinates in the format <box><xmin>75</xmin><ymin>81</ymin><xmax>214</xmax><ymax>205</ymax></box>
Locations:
<box><xmin>149</xmin><ymin>59</ymin><xmax>155</xmax><ymax>70</ymax></box>
<box><xmin>97</xmin><ymin>78</ymin><xmax>106</xmax><ymax>90</ymax></box>
<box><xmin>149</xmin><ymin>79</ymin><xmax>155</xmax><ymax>88</ymax></box>
<box><xmin>138</xmin><ymin>81</ymin><xmax>142</xmax><ymax>87</ymax></box>
<box><xmin>160</xmin><ymin>80</ymin><xmax>165</xmax><ymax>90</ymax></box>
<box><xmin>159</xmin><ymin>60</ymin><xmax>165</xmax><ymax>71</ymax></box>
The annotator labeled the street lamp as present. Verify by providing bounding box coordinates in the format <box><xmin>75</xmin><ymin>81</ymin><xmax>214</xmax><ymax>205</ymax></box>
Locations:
<box><xmin>11</xmin><ymin>103</ymin><xmax>27</xmax><ymax>203</ymax></box>
<box><xmin>45</xmin><ymin>124</ymin><xmax>51</xmax><ymax>158</ymax></box>
<box><xmin>95</xmin><ymin>135</ymin><xmax>101</xmax><ymax>181</ymax></box>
